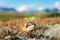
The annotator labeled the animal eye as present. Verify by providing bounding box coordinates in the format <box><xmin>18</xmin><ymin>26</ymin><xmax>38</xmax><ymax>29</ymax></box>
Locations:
<box><xmin>26</xmin><ymin>25</ymin><xmax>28</xmax><ymax>28</ymax></box>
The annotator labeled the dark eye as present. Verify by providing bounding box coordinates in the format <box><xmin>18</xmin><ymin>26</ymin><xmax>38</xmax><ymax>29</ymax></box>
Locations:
<box><xmin>26</xmin><ymin>24</ymin><xmax>28</xmax><ymax>28</ymax></box>
<box><xmin>26</xmin><ymin>24</ymin><xmax>31</xmax><ymax>28</ymax></box>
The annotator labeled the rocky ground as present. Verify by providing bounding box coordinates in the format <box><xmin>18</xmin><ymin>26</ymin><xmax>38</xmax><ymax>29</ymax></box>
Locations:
<box><xmin>0</xmin><ymin>17</ymin><xmax>60</xmax><ymax>40</ymax></box>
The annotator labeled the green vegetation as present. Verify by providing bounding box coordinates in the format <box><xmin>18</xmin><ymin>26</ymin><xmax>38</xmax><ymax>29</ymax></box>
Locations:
<box><xmin>0</xmin><ymin>12</ymin><xmax>60</xmax><ymax>21</ymax></box>
<box><xmin>36</xmin><ymin>12</ymin><xmax>60</xmax><ymax>18</ymax></box>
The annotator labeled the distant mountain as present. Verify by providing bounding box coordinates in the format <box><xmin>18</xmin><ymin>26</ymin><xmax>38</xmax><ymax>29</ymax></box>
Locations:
<box><xmin>0</xmin><ymin>7</ymin><xmax>16</xmax><ymax>12</ymax></box>
<box><xmin>0</xmin><ymin>6</ymin><xmax>59</xmax><ymax>13</ymax></box>
<box><xmin>21</xmin><ymin>8</ymin><xmax>60</xmax><ymax>13</ymax></box>
<box><xmin>44</xmin><ymin>8</ymin><xmax>51</xmax><ymax>13</ymax></box>
<box><xmin>42</xmin><ymin>8</ymin><xmax>59</xmax><ymax>13</ymax></box>
<box><xmin>52</xmin><ymin>8</ymin><xmax>59</xmax><ymax>12</ymax></box>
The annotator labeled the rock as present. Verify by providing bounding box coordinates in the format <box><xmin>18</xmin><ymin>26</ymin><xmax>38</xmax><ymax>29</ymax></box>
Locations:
<box><xmin>43</xmin><ymin>24</ymin><xmax>60</xmax><ymax>39</ymax></box>
<box><xmin>4</xmin><ymin>36</ymin><xmax>11</xmax><ymax>40</ymax></box>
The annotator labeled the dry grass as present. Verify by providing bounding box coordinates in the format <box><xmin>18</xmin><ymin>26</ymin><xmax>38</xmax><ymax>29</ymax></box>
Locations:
<box><xmin>0</xmin><ymin>17</ymin><xmax>60</xmax><ymax>26</ymax></box>
<box><xmin>0</xmin><ymin>17</ymin><xmax>60</xmax><ymax>32</ymax></box>
<box><xmin>0</xmin><ymin>17</ymin><xmax>60</xmax><ymax>39</ymax></box>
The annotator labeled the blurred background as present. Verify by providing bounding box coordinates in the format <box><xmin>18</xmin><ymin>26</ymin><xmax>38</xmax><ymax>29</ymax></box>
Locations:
<box><xmin>0</xmin><ymin>0</ymin><xmax>60</xmax><ymax>40</ymax></box>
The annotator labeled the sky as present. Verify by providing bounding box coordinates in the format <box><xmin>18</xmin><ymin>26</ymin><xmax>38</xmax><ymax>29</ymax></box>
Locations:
<box><xmin>0</xmin><ymin>0</ymin><xmax>60</xmax><ymax>12</ymax></box>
